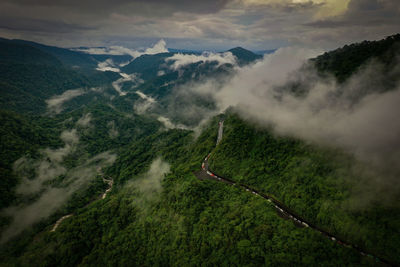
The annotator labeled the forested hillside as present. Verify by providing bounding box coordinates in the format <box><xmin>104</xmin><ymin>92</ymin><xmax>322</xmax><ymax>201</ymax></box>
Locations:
<box><xmin>0</xmin><ymin>117</ymin><xmax>369</xmax><ymax>266</ymax></box>
<box><xmin>209</xmin><ymin>112</ymin><xmax>400</xmax><ymax>264</ymax></box>
<box><xmin>0</xmin><ymin>34</ymin><xmax>399</xmax><ymax>266</ymax></box>
<box><xmin>312</xmin><ymin>34</ymin><xmax>400</xmax><ymax>82</ymax></box>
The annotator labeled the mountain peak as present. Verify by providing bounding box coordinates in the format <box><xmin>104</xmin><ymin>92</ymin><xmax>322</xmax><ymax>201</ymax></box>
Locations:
<box><xmin>227</xmin><ymin>47</ymin><xmax>262</xmax><ymax>65</ymax></box>
<box><xmin>228</xmin><ymin>46</ymin><xmax>253</xmax><ymax>53</ymax></box>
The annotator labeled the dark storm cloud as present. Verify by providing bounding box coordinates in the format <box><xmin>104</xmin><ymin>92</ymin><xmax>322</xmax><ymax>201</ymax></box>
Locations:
<box><xmin>0</xmin><ymin>17</ymin><xmax>96</xmax><ymax>33</ymax></box>
<box><xmin>0</xmin><ymin>0</ymin><xmax>399</xmax><ymax>50</ymax></box>
<box><xmin>2</xmin><ymin>0</ymin><xmax>232</xmax><ymax>14</ymax></box>
<box><xmin>305</xmin><ymin>0</ymin><xmax>400</xmax><ymax>28</ymax></box>
<box><xmin>0</xmin><ymin>0</ymin><xmax>233</xmax><ymax>44</ymax></box>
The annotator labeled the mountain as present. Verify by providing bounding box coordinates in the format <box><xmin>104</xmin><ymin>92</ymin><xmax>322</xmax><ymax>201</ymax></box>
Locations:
<box><xmin>121</xmin><ymin>52</ymin><xmax>175</xmax><ymax>79</ymax></box>
<box><xmin>0</xmin><ymin>39</ymin><xmax>121</xmax><ymax>114</ymax></box>
<box><xmin>0</xmin><ymin>35</ymin><xmax>399</xmax><ymax>266</ymax></box>
<box><xmin>167</xmin><ymin>48</ymin><xmax>202</xmax><ymax>54</ymax></box>
<box><xmin>228</xmin><ymin>47</ymin><xmax>263</xmax><ymax>66</ymax></box>
<box><xmin>8</xmin><ymin>39</ymin><xmax>98</xmax><ymax>71</ymax></box>
<box><xmin>90</xmin><ymin>54</ymin><xmax>132</xmax><ymax>66</ymax></box>
<box><xmin>122</xmin><ymin>47</ymin><xmax>261</xmax><ymax>79</ymax></box>
<box><xmin>312</xmin><ymin>33</ymin><xmax>400</xmax><ymax>82</ymax></box>
<box><xmin>0</xmin><ymin>110</ymin><xmax>62</xmax><ymax>208</ymax></box>
<box><xmin>0</xmin><ymin>38</ymin><xmax>61</xmax><ymax>66</ymax></box>
<box><xmin>209</xmin><ymin>111</ymin><xmax>400</xmax><ymax>264</ymax></box>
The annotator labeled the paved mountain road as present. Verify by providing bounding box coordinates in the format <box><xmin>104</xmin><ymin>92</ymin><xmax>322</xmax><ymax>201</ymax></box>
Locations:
<box><xmin>195</xmin><ymin>120</ymin><xmax>394</xmax><ymax>266</ymax></box>
<box><xmin>50</xmin><ymin>170</ymin><xmax>114</xmax><ymax>232</ymax></box>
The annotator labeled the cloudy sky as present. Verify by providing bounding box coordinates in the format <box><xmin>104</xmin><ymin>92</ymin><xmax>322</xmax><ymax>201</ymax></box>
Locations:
<box><xmin>0</xmin><ymin>0</ymin><xmax>399</xmax><ymax>50</ymax></box>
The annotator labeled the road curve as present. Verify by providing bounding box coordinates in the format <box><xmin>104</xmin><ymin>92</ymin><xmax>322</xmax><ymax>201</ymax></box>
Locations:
<box><xmin>50</xmin><ymin>214</ymin><xmax>73</xmax><ymax>232</ymax></box>
<box><xmin>102</xmin><ymin>177</ymin><xmax>114</xmax><ymax>199</ymax></box>
<box><xmin>50</xmin><ymin>170</ymin><xmax>114</xmax><ymax>232</ymax></box>
<box><xmin>195</xmin><ymin>120</ymin><xmax>394</xmax><ymax>266</ymax></box>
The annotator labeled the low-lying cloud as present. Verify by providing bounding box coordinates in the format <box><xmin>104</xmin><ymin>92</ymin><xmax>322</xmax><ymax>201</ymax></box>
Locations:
<box><xmin>1</xmin><ymin>127</ymin><xmax>117</xmax><ymax>243</ymax></box>
<box><xmin>166</xmin><ymin>51</ymin><xmax>237</xmax><ymax>70</ymax></box>
<box><xmin>77</xmin><ymin>39</ymin><xmax>168</xmax><ymax>59</ymax></box>
<box><xmin>157</xmin><ymin>116</ymin><xmax>189</xmax><ymax>130</ymax></box>
<box><xmin>191</xmin><ymin>47</ymin><xmax>400</xmax><ymax>206</ymax></box>
<box><xmin>14</xmin><ymin>129</ymin><xmax>79</xmax><ymax>195</ymax></box>
<box><xmin>112</xmin><ymin>73</ymin><xmax>143</xmax><ymax>96</ymax></box>
<box><xmin>133</xmin><ymin>157</ymin><xmax>170</xmax><ymax>195</ymax></box>
<box><xmin>46</xmin><ymin>89</ymin><xmax>86</xmax><ymax>114</ymax></box>
<box><xmin>77</xmin><ymin>113</ymin><xmax>92</xmax><ymax>127</ymax></box>
<box><xmin>107</xmin><ymin>121</ymin><xmax>119</xmax><ymax>138</ymax></box>
<box><xmin>134</xmin><ymin>90</ymin><xmax>157</xmax><ymax>114</ymax></box>
<box><xmin>214</xmin><ymin>48</ymin><xmax>400</xmax><ymax>167</ymax></box>
<box><xmin>124</xmin><ymin>157</ymin><xmax>170</xmax><ymax>211</ymax></box>
<box><xmin>96</xmin><ymin>58</ymin><xmax>121</xmax><ymax>72</ymax></box>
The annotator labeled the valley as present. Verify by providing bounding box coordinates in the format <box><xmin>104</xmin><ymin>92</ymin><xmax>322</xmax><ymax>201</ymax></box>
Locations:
<box><xmin>0</xmin><ymin>34</ymin><xmax>399</xmax><ymax>266</ymax></box>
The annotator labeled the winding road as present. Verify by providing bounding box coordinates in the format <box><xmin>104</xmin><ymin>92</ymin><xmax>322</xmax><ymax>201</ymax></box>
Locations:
<box><xmin>50</xmin><ymin>171</ymin><xmax>114</xmax><ymax>232</ymax></box>
<box><xmin>196</xmin><ymin>120</ymin><xmax>393</xmax><ymax>266</ymax></box>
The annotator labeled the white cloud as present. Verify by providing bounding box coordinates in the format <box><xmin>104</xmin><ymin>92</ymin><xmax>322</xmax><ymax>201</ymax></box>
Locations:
<box><xmin>46</xmin><ymin>89</ymin><xmax>86</xmax><ymax>114</ymax></box>
<box><xmin>189</xmin><ymin>47</ymin><xmax>400</xmax><ymax>205</ymax></box>
<box><xmin>134</xmin><ymin>90</ymin><xmax>157</xmax><ymax>114</ymax></box>
<box><xmin>96</xmin><ymin>58</ymin><xmax>121</xmax><ymax>72</ymax></box>
<box><xmin>157</xmin><ymin>116</ymin><xmax>189</xmax><ymax>130</ymax></box>
<box><xmin>107</xmin><ymin>121</ymin><xmax>119</xmax><ymax>138</ymax></box>
<box><xmin>142</xmin><ymin>39</ymin><xmax>169</xmax><ymax>55</ymax></box>
<box><xmin>14</xmin><ymin>129</ymin><xmax>79</xmax><ymax>195</ymax></box>
<box><xmin>2</xmin><ymin>126</ymin><xmax>117</xmax><ymax>243</ymax></box>
<box><xmin>2</xmin><ymin>151</ymin><xmax>116</xmax><ymax>243</ymax></box>
<box><xmin>76</xmin><ymin>113</ymin><xmax>92</xmax><ymax>127</ymax></box>
<box><xmin>135</xmin><ymin>90</ymin><xmax>156</xmax><ymax>103</ymax></box>
<box><xmin>166</xmin><ymin>51</ymin><xmax>237</xmax><ymax>70</ymax></box>
<box><xmin>77</xmin><ymin>39</ymin><xmax>168</xmax><ymax>59</ymax></box>
<box><xmin>134</xmin><ymin>157</ymin><xmax>170</xmax><ymax>194</ymax></box>
<box><xmin>111</xmin><ymin>73</ymin><xmax>143</xmax><ymax>96</ymax></box>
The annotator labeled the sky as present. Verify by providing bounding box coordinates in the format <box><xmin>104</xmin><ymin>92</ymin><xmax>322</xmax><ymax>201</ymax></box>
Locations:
<box><xmin>0</xmin><ymin>0</ymin><xmax>399</xmax><ymax>51</ymax></box>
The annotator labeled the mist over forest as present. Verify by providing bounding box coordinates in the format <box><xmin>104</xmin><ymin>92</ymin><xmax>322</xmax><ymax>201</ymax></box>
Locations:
<box><xmin>0</xmin><ymin>0</ymin><xmax>400</xmax><ymax>266</ymax></box>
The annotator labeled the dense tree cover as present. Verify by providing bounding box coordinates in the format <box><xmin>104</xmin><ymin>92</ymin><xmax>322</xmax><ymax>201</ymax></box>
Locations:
<box><xmin>0</xmin><ymin>110</ymin><xmax>62</xmax><ymax>209</ymax></box>
<box><xmin>66</xmin><ymin>104</ymin><xmax>161</xmax><ymax>156</ymax></box>
<box><xmin>312</xmin><ymin>33</ymin><xmax>400</xmax><ymax>82</ymax></box>
<box><xmin>122</xmin><ymin>52</ymin><xmax>175</xmax><ymax>78</ymax></box>
<box><xmin>1</xmin><ymin>35</ymin><xmax>399</xmax><ymax>266</ymax></box>
<box><xmin>209</xmin><ymin>112</ymin><xmax>400</xmax><ymax>264</ymax></box>
<box><xmin>6</xmin><ymin>38</ymin><xmax>99</xmax><ymax>72</ymax></box>
<box><xmin>0</xmin><ymin>62</ymin><xmax>90</xmax><ymax>114</ymax></box>
<box><xmin>0</xmin><ymin>39</ymin><xmax>61</xmax><ymax>66</ymax></box>
<box><xmin>0</xmin><ymin>100</ymin><xmax>161</xmax><ymax>219</ymax></box>
<box><xmin>0</xmin><ymin>58</ymin><xmax>125</xmax><ymax>114</ymax></box>
<box><xmin>91</xmin><ymin>54</ymin><xmax>132</xmax><ymax>65</ymax></box>
<box><xmin>0</xmin><ymin>39</ymin><xmax>122</xmax><ymax>114</ymax></box>
<box><xmin>0</xmin><ymin>117</ymin><xmax>370</xmax><ymax>266</ymax></box>
<box><xmin>0</xmin><ymin>62</ymin><xmax>88</xmax><ymax>95</ymax></box>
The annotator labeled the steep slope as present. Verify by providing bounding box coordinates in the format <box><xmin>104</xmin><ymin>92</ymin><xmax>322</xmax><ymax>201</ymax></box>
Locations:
<box><xmin>0</xmin><ymin>34</ymin><xmax>399</xmax><ymax>266</ymax></box>
<box><xmin>9</xmin><ymin>39</ymin><xmax>98</xmax><ymax>71</ymax></box>
<box><xmin>0</xmin><ymin>102</ymin><xmax>162</xmax><ymax>242</ymax></box>
<box><xmin>228</xmin><ymin>47</ymin><xmax>263</xmax><ymax>66</ymax></box>
<box><xmin>312</xmin><ymin>33</ymin><xmax>400</xmax><ymax>82</ymax></box>
<box><xmin>0</xmin><ymin>62</ymin><xmax>91</xmax><ymax>113</ymax></box>
<box><xmin>121</xmin><ymin>52</ymin><xmax>175</xmax><ymax>79</ymax></box>
<box><xmin>209</xmin><ymin>112</ymin><xmax>400</xmax><ymax>264</ymax></box>
<box><xmin>0</xmin><ymin>39</ymin><xmax>121</xmax><ymax>114</ymax></box>
<box><xmin>0</xmin><ymin>117</ymin><xmax>368</xmax><ymax>266</ymax></box>
<box><xmin>117</xmin><ymin>47</ymin><xmax>260</xmax><ymax>126</ymax></box>
<box><xmin>0</xmin><ymin>39</ymin><xmax>61</xmax><ymax>66</ymax></box>
<box><xmin>0</xmin><ymin>111</ymin><xmax>62</xmax><ymax>209</ymax></box>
